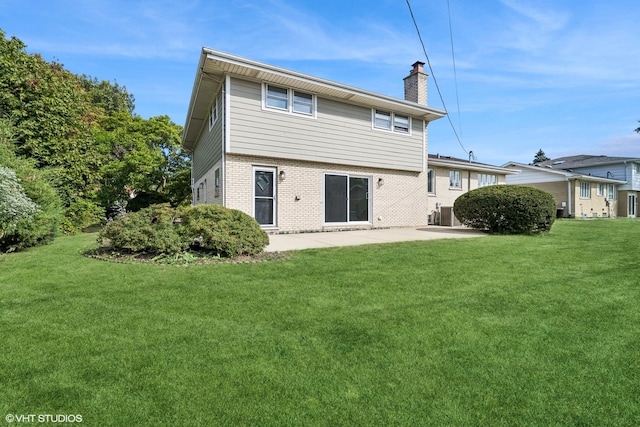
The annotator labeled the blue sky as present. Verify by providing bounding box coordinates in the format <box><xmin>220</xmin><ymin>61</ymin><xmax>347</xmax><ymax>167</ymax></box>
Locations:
<box><xmin>2</xmin><ymin>0</ymin><xmax>639</xmax><ymax>165</ymax></box>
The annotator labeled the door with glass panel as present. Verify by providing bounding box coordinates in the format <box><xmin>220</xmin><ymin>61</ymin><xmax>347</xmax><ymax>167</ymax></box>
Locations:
<box><xmin>324</xmin><ymin>174</ymin><xmax>370</xmax><ymax>223</ymax></box>
<box><xmin>254</xmin><ymin>168</ymin><xmax>276</xmax><ymax>226</ymax></box>
<box><xmin>629</xmin><ymin>194</ymin><xmax>637</xmax><ymax>217</ymax></box>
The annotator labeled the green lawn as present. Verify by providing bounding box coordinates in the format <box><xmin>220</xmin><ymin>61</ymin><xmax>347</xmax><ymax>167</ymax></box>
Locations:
<box><xmin>1</xmin><ymin>220</ymin><xmax>639</xmax><ymax>426</ymax></box>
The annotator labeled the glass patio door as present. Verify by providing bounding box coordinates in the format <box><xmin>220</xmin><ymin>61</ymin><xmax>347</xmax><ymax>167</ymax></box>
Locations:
<box><xmin>629</xmin><ymin>194</ymin><xmax>637</xmax><ymax>217</ymax></box>
<box><xmin>324</xmin><ymin>174</ymin><xmax>370</xmax><ymax>223</ymax></box>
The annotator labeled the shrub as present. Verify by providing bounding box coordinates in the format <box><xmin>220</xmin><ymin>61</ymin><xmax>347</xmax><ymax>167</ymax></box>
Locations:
<box><xmin>453</xmin><ymin>185</ymin><xmax>556</xmax><ymax>234</ymax></box>
<box><xmin>98</xmin><ymin>204</ymin><xmax>186</xmax><ymax>254</ymax></box>
<box><xmin>0</xmin><ymin>161</ymin><xmax>63</xmax><ymax>252</ymax></box>
<box><xmin>179</xmin><ymin>204</ymin><xmax>269</xmax><ymax>257</ymax></box>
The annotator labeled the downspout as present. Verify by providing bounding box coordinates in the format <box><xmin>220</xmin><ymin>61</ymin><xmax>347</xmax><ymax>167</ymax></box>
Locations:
<box><xmin>222</xmin><ymin>74</ymin><xmax>230</xmax><ymax>207</ymax></box>
<box><xmin>567</xmin><ymin>180</ymin><xmax>573</xmax><ymax>217</ymax></box>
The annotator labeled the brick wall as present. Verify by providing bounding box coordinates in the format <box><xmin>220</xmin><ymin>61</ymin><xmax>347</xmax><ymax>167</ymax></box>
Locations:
<box><xmin>224</xmin><ymin>154</ymin><xmax>429</xmax><ymax>232</ymax></box>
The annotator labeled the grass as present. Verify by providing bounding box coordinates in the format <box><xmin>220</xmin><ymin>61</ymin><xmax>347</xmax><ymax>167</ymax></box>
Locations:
<box><xmin>1</xmin><ymin>219</ymin><xmax>640</xmax><ymax>426</ymax></box>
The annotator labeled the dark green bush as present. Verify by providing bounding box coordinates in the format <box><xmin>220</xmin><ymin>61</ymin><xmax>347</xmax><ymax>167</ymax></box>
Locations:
<box><xmin>98</xmin><ymin>203</ymin><xmax>269</xmax><ymax>257</ymax></box>
<box><xmin>453</xmin><ymin>185</ymin><xmax>555</xmax><ymax>234</ymax></box>
<box><xmin>98</xmin><ymin>204</ymin><xmax>186</xmax><ymax>254</ymax></box>
<box><xmin>179</xmin><ymin>204</ymin><xmax>269</xmax><ymax>257</ymax></box>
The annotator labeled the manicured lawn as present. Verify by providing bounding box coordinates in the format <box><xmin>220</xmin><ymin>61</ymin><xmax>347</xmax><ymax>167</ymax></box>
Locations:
<box><xmin>1</xmin><ymin>220</ymin><xmax>639</xmax><ymax>426</ymax></box>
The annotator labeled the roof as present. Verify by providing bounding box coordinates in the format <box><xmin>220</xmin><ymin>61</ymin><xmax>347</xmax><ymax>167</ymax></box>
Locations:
<box><xmin>182</xmin><ymin>48</ymin><xmax>447</xmax><ymax>150</ymax></box>
<box><xmin>534</xmin><ymin>155</ymin><xmax>640</xmax><ymax>169</ymax></box>
<box><xmin>428</xmin><ymin>154</ymin><xmax>517</xmax><ymax>175</ymax></box>
<box><xmin>503</xmin><ymin>161</ymin><xmax>626</xmax><ymax>184</ymax></box>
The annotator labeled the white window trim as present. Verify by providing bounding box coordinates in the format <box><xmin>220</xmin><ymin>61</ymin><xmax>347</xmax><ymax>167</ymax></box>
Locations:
<box><xmin>478</xmin><ymin>173</ymin><xmax>497</xmax><ymax>187</ymax></box>
<box><xmin>449</xmin><ymin>170</ymin><xmax>462</xmax><ymax>189</ymax></box>
<box><xmin>596</xmin><ymin>183</ymin><xmax>604</xmax><ymax>196</ymax></box>
<box><xmin>323</xmin><ymin>172</ymin><xmax>372</xmax><ymax>225</ymax></box>
<box><xmin>580</xmin><ymin>181</ymin><xmax>591</xmax><ymax>199</ymax></box>
<box><xmin>262</xmin><ymin>83</ymin><xmax>317</xmax><ymax>118</ymax></box>
<box><xmin>253</xmin><ymin>166</ymin><xmax>277</xmax><ymax>228</ymax></box>
<box><xmin>427</xmin><ymin>168</ymin><xmax>435</xmax><ymax>194</ymax></box>
<box><xmin>208</xmin><ymin>95</ymin><xmax>220</xmax><ymax>131</ymax></box>
<box><xmin>371</xmin><ymin>109</ymin><xmax>412</xmax><ymax>135</ymax></box>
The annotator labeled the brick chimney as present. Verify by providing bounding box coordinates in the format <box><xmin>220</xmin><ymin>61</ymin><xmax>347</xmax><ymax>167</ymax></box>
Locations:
<box><xmin>403</xmin><ymin>61</ymin><xmax>428</xmax><ymax>105</ymax></box>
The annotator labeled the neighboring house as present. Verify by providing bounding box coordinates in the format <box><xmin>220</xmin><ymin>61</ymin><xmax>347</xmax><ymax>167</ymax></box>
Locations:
<box><xmin>426</xmin><ymin>154</ymin><xmax>517</xmax><ymax>225</ymax></box>
<box><xmin>182</xmin><ymin>48</ymin><xmax>446</xmax><ymax>232</ymax></box>
<box><xmin>503</xmin><ymin>155</ymin><xmax>633</xmax><ymax>218</ymax></box>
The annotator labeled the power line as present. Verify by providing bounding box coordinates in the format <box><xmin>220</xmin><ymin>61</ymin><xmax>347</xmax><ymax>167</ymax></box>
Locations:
<box><xmin>405</xmin><ymin>0</ymin><xmax>468</xmax><ymax>155</ymax></box>
<box><xmin>447</xmin><ymin>0</ymin><xmax>463</xmax><ymax>140</ymax></box>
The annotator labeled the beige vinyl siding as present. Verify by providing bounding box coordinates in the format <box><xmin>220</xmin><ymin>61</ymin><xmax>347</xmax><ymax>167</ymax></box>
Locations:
<box><xmin>228</xmin><ymin>77</ymin><xmax>425</xmax><ymax>172</ymax></box>
<box><xmin>192</xmin><ymin>98</ymin><xmax>224</xmax><ymax>182</ymax></box>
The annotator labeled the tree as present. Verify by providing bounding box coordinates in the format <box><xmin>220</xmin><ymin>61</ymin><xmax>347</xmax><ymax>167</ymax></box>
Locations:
<box><xmin>635</xmin><ymin>121</ymin><xmax>639</xmax><ymax>134</ymax></box>
<box><xmin>94</xmin><ymin>112</ymin><xmax>189</xmax><ymax>209</ymax></box>
<box><xmin>533</xmin><ymin>149</ymin><xmax>550</xmax><ymax>164</ymax></box>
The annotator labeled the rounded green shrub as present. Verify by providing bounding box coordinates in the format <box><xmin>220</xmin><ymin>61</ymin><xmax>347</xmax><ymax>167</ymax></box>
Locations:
<box><xmin>453</xmin><ymin>185</ymin><xmax>555</xmax><ymax>234</ymax></box>
<box><xmin>179</xmin><ymin>204</ymin><xmax>269</xmax><ymax>257</ymax></box>
<box><xmin>98</xmin><ymin>204</ymin><xmax>186</xmax><ymax>254</ymax></box>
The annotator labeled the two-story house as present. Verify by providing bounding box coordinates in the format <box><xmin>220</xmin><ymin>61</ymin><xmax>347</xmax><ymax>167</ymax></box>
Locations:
<box><xmin>426</xmin><ymin>154</ymin><xmax>517</xmax><ymax>225</ymax></box>
<box><xmin>182</xmin><ymin>48</ymin><xmax>445</xmax><ymax>232</ymax></box>
<box><xmin>503</xmin><ymin>155</ymin><xmax>632</xmax><ymax>218</ymax></box>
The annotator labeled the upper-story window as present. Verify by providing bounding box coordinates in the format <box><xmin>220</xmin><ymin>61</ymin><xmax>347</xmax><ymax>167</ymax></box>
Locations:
<box><xmin>208</xmin><ymin>95</ymin><xmax>220</xmax><ymax>131</ymax></box>
<box><xmin>264</xmin><ymin>84</ymin><xmax>316</xmax><ymax>117</ymax></box>
<box><xmin>580</xmin><ymin>181</ymin><xmax>591</xmax><ymax>199</ymax></box>
<box><xmin>449</xmin><ymin>170</ymin><xmax>461</xmax><ymax>189</ymax></box>
<box><xmin>372</xmin><ymin>109</ymin><xmax>411</xmax><ymax>134</ymax></box>
<box><xmin>478</xmin><ymin>173</ymin><xmax>497</xmax><ymax>187</ymax></box>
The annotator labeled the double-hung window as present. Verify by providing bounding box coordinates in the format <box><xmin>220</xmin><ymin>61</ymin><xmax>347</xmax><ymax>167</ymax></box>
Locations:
<box><xmin>264</xmin><ymin>84</ymin><xmax>315</xmax><ymax>117</ymax></box>
<box><xmin>478</xmin><ymin>173</ymin><xmax>497</xmax><ymax>187</ymax></box>
<box><xmin>266</xmin><ymin>85</ymin><xmax>289</xmax><ymax>110</ymax></box>
<box><xmin>427</xmin><ymin>168</ymin><xmax>435</xmax><ymax>194</ymax></box>
<box><xmin>449</xmin><ymin>170</ymin><xmax>461</xmax><ymax>189</ymax></box>
<box><xmin>373</xmin><ymin>110</ymin><xmax>411</xmax><ymax>134</ymax></box>
<box><xmin>580</xmin><ymin>181</ymin><xmax>591</xmax><ymax>198</ymax></box>
<box><xmin>208</xmin><ymin>95</ymin><xmax>219</xmax><ymax>131</ymax></box>
<box><xmin>608</xmin><ymin>184</ymin><xmax>617</xmax><ymax>200</ymax></box>
<box><xmin>596</xmin><ymin>183</ymin><xmax>605</xmax><ymax>196</ymax></box>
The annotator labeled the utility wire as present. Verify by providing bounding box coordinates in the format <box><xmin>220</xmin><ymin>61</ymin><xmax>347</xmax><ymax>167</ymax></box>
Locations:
<box><xmin>405</xmin><ymin>0</ymin><xmax>468</xmax><ymax>155</ymax></box>
<box><xmin>447</xmin><ymin>0</ymin><xmax>463</xmax><ymax>140</ymax></box>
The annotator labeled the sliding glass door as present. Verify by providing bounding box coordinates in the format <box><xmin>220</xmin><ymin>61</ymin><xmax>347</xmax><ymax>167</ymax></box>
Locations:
<box><xmin>324</xmin><ymin>174</ymin><xmax>370</xmax><ymax>223</ymax></box>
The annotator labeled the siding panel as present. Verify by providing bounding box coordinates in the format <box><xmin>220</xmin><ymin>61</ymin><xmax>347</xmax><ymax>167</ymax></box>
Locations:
<box><xmin>192</xmin><ymin>95</ymin><xmax>224</xmax><ymax>182</ymax></box>
<box><xmin>229</xmin><ymin>77</ymin><xmax>425</xmax><ymax>172</ymax></box>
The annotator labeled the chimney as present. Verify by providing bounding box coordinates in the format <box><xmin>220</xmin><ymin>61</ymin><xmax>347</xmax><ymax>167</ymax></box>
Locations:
<box><xmin>403</xmin><ymin>61</ymin><xmax>428</xmax><ymax>105</ymax></box>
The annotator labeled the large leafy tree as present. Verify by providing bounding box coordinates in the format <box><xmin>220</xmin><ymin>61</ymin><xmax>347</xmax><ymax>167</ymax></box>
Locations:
<box><xmin>95</xmin><ymin>112</ymin><xmax>189</xmax><ymax>209</ymax></box>
<box><xmin>0</xmin><ymin>29</ymin><xmax>190</xmax><ymax>235</ymax></box>
<box><xmin>635</xmin><ymin>121</ymin><xmax>639</xmax><ymax>133</ymax></box>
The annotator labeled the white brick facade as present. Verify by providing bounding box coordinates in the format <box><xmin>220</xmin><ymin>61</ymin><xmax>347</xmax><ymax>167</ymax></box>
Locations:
<box><xmin>224</xmin><ymin>154</ymin><xmax>429</xmax><ymax>232</ymax></box>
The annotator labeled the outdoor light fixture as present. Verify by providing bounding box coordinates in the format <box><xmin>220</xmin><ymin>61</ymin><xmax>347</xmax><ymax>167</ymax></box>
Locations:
<box><xmin>279</xmin><ymin>170</ymin><xmax>286</xmax><ymax>180</ymax></box>
<box><xmin>378</xmin><ymin>178</ymin><xmax>384</xmax><ymax>186</ymax></box>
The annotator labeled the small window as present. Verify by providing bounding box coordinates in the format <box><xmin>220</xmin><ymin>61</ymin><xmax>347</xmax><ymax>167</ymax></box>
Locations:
<box><xmin>596</xmin><ymin>183</ymin><xmax>605</xmax><ymax>196</ymax></box>
<box><xmin>293</xmin><ymin>91</ymin><xmax>313</xmax><ymax>115</ymax></box>
<box><xmin>580</xmin><ymin>181</ymin><xmax>591</xmax><ymax>199</ymax></box>
<box><xmin>478</xmin><ymin>173</ymin><xmax>497</xmax><ymax>187</ymax></box>
<box><xmin>394</xmin><ymin>115</ymin><xmax>410</xmax><ymax>133</ymax></box>
<box><xmin>449</xmin><ymin>170</ymin><xmax>461</xmax><ymax>189</ymax></box>
<box><xmin>266</xmin><ymin>85</ymin><xmax>288</xmax><ymax>110</ymax></box>
<box><xmin>208</xmin><ymin>96</ymin><xmax>219</xmax><ymax>131</ymax></box>
<box><xmin>608</xmin><ymin>184</ymin><xmax>617</xmax><ymax>200</ymax></box>
<box><xmin>373</xmin><ymin>110</ymin><xmax>411</xmax><ymax>134</ymax></box>
<box><xmin>374</xmin><ymin>110</ymin><xmax>392</xmax><ymax>130</ymax></box>
<box><xmin>214</xmin><ymin>168</ymin><xmax>220</xmax><ymax>198</ymax></box>
<box><xmin>427</xmin><ymin>168</ymin><xmax>435</xmax><ymax>194</ymax></box>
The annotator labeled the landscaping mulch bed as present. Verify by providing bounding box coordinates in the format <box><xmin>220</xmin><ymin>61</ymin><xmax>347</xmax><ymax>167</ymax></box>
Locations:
<box><xmin>84</xmin><ymin>247</ymin><xmax>288</xmax><ymax>266</ymax></box>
